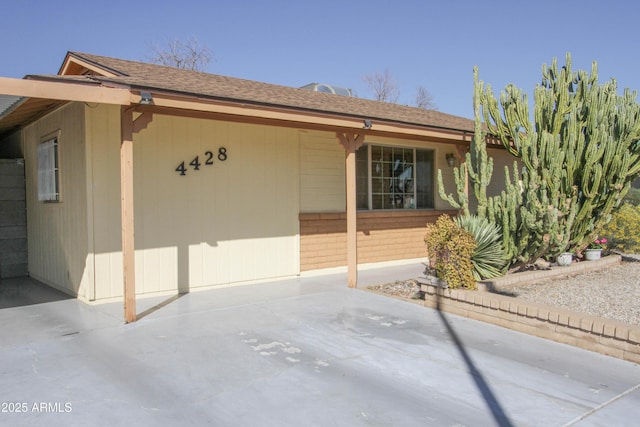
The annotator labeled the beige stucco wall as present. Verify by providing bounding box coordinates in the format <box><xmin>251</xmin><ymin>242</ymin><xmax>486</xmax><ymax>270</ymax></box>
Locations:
<box><xmin>487</xmin><ymin>146</ymin><xmax>519</xmax><ymax>197</ymax></box>
<box><xmin>465</xmin><ymin>146</ymin><xmax>520</xmax><ymax>213</ymax></box>
<box><xmin>86</xmin><ymin>105</ymin><xmax>300</xmax><ymax>300</ymax></box>
<box><xmin>23</xmin><ymin>102</ymin><xmax>92</xmax><ymax>299</ymax></box>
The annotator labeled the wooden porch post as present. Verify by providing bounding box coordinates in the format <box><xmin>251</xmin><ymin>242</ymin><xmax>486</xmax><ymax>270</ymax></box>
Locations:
<box><xmin>121</xmin><ymin>107</ymin><xmax>136</xmax><ymax>323</ymax></box>
<box><xmin>337</xmin><ymin>132</ymin><xmax>365</xmax><ymax>288</ymax></box>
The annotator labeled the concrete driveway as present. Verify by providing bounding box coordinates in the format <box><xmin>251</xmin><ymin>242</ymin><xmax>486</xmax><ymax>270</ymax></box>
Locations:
<box><xmin>1</xmin><ymin>263</ymin><xmax>639</xmax><ymax>426</ymax></box>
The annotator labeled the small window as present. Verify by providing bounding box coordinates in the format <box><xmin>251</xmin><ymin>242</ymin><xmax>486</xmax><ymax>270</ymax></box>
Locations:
<box><xmin>356</xmin><ymin>144</ymin><xmax>434</xmax><ymax>210</ymax></box>
<box><xmin>37</xmin><ymin>137</ymin><xmax>60</xmax><ymax>202</ymax></box>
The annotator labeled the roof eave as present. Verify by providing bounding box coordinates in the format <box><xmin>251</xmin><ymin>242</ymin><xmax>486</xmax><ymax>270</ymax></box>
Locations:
<box><xmin>134</xmin><ymin>85</ymin><xmax>475</xmax><ymax>136</ymax></box>
<box><xmin>127</xmin><ymin>87</ymin><xmax>474</xmax><ymax>143</ymax></box>
<box><xmin>58</xmin><ymin>51</ymin><xmax>124</xmax><ymax>77</ymax></box>
<box><xmin>1</xmin><ymin>73</ymin><xmax>475</xmax><ymax>145</ymax></box>
<box><xmin>0</xmin><ymin>76</ymin><xmax>133</xmax><ymax>105</ymax></box>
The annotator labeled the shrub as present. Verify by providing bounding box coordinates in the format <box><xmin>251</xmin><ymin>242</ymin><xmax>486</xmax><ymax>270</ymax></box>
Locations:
<box><xmin>454</xmin><ymin>215</ymin><xmax>507</xmax><ymax>280</ymax></box>
<box><xmin>600</xmin><ymin>203</ymin><xmax>640</xmax><ymax>254</ymax></box>
<box><xmin>425</xmin><ymin>215</ymin><xmax>477</xmax><ymax>289</ymax></box>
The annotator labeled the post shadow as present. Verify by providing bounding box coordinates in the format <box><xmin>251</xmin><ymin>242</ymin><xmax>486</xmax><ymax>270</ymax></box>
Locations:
<box><xmin>134</xmin><ymin>242</ymin><xmax>190</xmax><ymax>321</ymax></box>
<box><xmin>435</xmin><ymin>291</ymin><xmax>514</xmax><ymax>427</ymax></box>
<box><xmin>136</xmin><ymin>293</ymin><xmax>185</xmax><ymax>321</ymax></box>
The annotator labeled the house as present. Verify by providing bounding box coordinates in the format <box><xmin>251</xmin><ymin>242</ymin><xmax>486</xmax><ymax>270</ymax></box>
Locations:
<box><xmin>0</xmin><ymin>52</ymin><xmax>512</xmax><ymax>321</ymax></box>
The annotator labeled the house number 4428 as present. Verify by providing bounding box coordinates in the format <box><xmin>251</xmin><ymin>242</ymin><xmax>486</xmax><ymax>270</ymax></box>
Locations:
<box><xmin>175</xmin><ymin>147</ymin><xmax>228</xmax><ymax>176</ymax></box>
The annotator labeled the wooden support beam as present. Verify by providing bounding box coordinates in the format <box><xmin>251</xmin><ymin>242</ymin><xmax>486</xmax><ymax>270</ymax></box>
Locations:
<box><xmin>337</xmin><ymin>132</ymin><xmax>365</xmax><ymax>288</ymax></box>
<box><xmin>121</xmin><ymin>107</ymin><xmax>136</xmax><ymax>323</ymax></box>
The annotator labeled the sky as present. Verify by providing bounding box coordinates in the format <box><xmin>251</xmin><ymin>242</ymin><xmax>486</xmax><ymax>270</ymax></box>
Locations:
<box><xmin>1</xmin><ymin>0</ymin><xmax>638</xmax><ymax>119</ymax></box>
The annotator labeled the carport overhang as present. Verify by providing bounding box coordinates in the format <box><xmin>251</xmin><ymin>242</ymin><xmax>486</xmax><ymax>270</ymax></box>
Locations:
<box><xmin>0</xmin><ymin>76</ymin><xmax>141</xmax><ymax>323</ymax></box>
<box><xmin>122</xmin><ymin>88</ymin><xmax>473</xmax><ymax>291</ymax></box>
<box><xmin>0</xmin><ymin>76</ymin><xmax>473</xmax><ymax>323</ymax></box>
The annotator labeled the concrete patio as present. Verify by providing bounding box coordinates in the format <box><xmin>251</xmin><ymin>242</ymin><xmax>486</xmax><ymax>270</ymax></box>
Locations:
<box><xmin>1</xmin><ymin>263</ymin><xmax>639</xmax><ymax>426</ymax></box>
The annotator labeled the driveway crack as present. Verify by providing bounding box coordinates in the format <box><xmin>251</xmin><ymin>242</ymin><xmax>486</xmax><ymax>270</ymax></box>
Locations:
<box><xmin>562</xmin><ymin>382</ymin><xmax>640</xmax><ymax>426</ymax></box>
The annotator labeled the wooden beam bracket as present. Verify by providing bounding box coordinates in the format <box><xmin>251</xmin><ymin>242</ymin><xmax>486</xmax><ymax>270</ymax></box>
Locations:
<box><xmin>133</xmin><ymin>112</ymin><xmax>153</xmax><ymax>134</ymax></box>
<box><xmin>455</xmin><ymin>143</ymin><xmax>468</xmax><ymax>162</ymax></box>
<box><xmin>337</xmin><ymin>132</ymin><xmax>365</xmax><ymax>153</ymax></box>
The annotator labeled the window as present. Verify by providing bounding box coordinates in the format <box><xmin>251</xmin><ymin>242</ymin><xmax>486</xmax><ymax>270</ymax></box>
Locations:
<box><xmin>37</xmin><ymin>137</ymin><xmax>59</xmax><ymax>202</ymax></box>
<box><xmin>356</xmin><ymin>144</ymin><xmax>434</xmax><ymax>210</ymax></box>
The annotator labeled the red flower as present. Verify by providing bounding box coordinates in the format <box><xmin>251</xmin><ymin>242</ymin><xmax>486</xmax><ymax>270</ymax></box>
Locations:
<box><xmin>588</xmin><ymin>238</ymin><xmax>607</xmax><ymax>249</ymax></box>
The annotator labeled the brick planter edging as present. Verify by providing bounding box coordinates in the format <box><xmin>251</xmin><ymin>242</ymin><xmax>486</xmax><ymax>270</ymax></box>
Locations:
<box><xmin>477</xmin><ymin>254</ymin><xmax>623</xmax><ymax>290</ymax></box>
<box><xmin>420</xmin><ymin>282</ymin><xmax>640</xmax><ymax>363</ymax></box>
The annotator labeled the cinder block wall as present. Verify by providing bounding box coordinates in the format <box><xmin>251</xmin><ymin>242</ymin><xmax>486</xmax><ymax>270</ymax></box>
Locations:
<box><xmin>0</xmin><ymin>159</ymin><xmax>27</xmax><ymax>278</ymax></box>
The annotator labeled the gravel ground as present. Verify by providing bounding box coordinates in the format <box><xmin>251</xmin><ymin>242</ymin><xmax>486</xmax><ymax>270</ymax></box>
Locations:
<box><xmin>495</xmin><ymin>260</ymin><xmax>640</xmax><ymax>325</ymax></box>
<box><xmin>369</xmin><ymin>256</ymin><xmax>640</xmax><ymax>326</ymax></box>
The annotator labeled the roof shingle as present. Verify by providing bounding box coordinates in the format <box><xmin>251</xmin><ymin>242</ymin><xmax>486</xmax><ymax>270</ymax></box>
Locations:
<box><xmin>66</xmin><ymin>52</ymin><xmax>475</xmax><ymax>133</ymax></box>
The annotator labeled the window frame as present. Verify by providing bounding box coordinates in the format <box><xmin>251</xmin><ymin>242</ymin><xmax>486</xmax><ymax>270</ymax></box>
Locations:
<box><xmin>356</xmin><ymin>143</ymin><xmax>435</xmax><ymax>211</ymax></box>
<box><xmin>37</xmin><ymin>134</ymin><xmax>60</xmax><ymax>203</ymax></box>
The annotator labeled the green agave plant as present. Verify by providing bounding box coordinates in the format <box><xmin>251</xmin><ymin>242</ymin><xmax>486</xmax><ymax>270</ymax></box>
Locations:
<box><xmin>454</xmin><ymin>215</ymin><xmax>507</xmax><ymax>280</ymax></box>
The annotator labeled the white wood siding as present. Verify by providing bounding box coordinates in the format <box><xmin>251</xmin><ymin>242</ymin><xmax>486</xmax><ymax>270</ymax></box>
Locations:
<box><xmin>87</xmin><ymin>106</ymin><xmax>300</xmax><ymax>299</ymax></box>
<box><xmin>85</xmin><ymin>104</ymin><xmax>123</xmax><ymax>300</ymax></box>
<box><xmin>299</xmin><ymin>131</ymin><xmax>345</xmax><ymax>212</ymax></box>
<box><xmin>23</xmin><ymin>102</ymin><xmax>91</xmax><ymax>298</ymax></box>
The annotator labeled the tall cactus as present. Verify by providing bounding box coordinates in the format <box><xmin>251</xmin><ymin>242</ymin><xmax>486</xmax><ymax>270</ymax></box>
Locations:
<box><xmin>438</xmin><ymin>67</ymin><xmax>568</xmax><ymax>265</ymax></box>
<box><xmin>438</xmin><ymin>66</ymin><xmax>493</xmax><ymax>219</ymax></box>
<box><xmin>484</xmin><ymin>54</ymin><xmax>640</xmax><ymax>251</ymax></box>
<box><xmin>439</xmin><ymin>55</ymin><xmax>640</xmax><ymax>268</ymax></box>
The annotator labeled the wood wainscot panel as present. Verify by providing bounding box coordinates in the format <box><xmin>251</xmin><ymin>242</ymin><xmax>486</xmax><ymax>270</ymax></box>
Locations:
<box><xmin>299</xmin><ymin>210</ymin><xmax>458</xmax><ymax>270</ymax></box>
